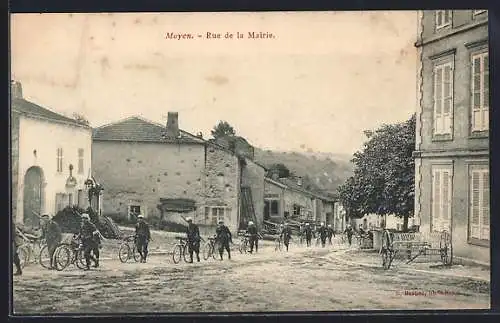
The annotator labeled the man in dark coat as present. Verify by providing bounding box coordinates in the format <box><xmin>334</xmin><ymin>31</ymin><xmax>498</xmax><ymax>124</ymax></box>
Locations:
<box><xmin>79</xmin><ymin>213</ymin><xmax>100</xmax><ymax>270</ymax></box>
<box><xmin>304</xmin><ymin>223</ymin><xmax>313</xmax><ymax>247</ymax></box>
<box><xmin>247</xmin><ymin>221</ymin><xmax>259</xmax><ymax>253</ymax></box>
<box><xmin>280</xmin><ymin>222</ymin><xmax>292</xmax><ymax>252</ymax></box>
<box><xmin>215</xmin><ymin>220</ymin><xmax>232</xmax><ymax>260</ymax></box>
<box><xmin>186</xmin><ymin>217</ymin><xmax>201</xmax><ymax>263</ymax></box>
<box><xmin>318</xmin><ymin>222</ymin><xmax>328</xmax><ymax>247</ymax></box>
<box><xmin>40</xmin><ymin>214</ymin><xmax>62</xmax><ymax>270</ymax></box>
<box><xmin>12</xmin><ymin>222</ymin><xmax>22</xmax><ymax>276</ymax></box>
<box><xmin>327</xmin><ymin>224</ymin><xmax>335</xmax><ymax>245</ymax></box>
<box><xmin>135</xmin><ymin>214</ymin><xmax>151</xmax><ymax>263</ymax></box>
<box><xmin>344</xmin><ymin>224</ymin><xmax>354</xmax><ymax>246</ymax></box>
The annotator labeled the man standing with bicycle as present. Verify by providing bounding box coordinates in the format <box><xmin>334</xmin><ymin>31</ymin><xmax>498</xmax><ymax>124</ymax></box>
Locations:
<box><xmin>215</xmin><ymin>220</ymin><xmax>232</xmax><ymax>260</ymax></box>
<box><xmin>327</xmin><ymin>224</ymin><xmax>335</xmax><ymax>245</ymax></box>
<box><xmin>135</xmin><ymin>214</ymin><xmax>151</xmax><ymax>263</ymax></box>
<box><xmin>247</xmin><ymin>221</ymin><xmax>259</xmax><ymax>253</ymax></box>
<box><xmin>80</xmin><ymin>213</ymin><xmax>100</xmax><ymax>270</ymax></box>
<box><xmin>318</xmin><ymin>222</ymin><xmax>328</xmax><ymax>248</ymax></box>
<box><xmin>344</xmin><ymin>224</ymin><xmax>354</xmax><ymax>246</ymax></box>
<box><xmin>12</xmin><ymin>222</ymin><xmax>23</xmax><ymax>276</ymax></box>
<box><xmin>186</xmin><ymin>217</ymin><xmax>201</xmax><ymax>263</ymax></box>
<box><xmin>280</xmin><ymin>222</ymin><xmax>292</xmax><ymax>252</ymax></box>
<box><xmin>304</xmin><ymin>223</ymin><xmax>313</xmax><ymax>247</ymax></box>
<box><xmin>40</xmin><ymin>214</ymin><xmax>62</xmax><ymax>270</ymax></box>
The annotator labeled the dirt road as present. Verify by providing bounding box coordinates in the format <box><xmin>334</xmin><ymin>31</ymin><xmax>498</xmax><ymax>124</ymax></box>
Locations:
<box><xmin>12</xmin><ymin>239</ymin><xmax>490</xmax><ymax>313</ymax></box>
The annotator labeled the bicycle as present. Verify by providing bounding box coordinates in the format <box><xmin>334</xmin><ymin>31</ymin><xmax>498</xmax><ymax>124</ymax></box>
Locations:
<box><xmin>274</xmin><ymin>236</ymin><xmax>283</xmax><ymax>252</ymax></box>
<box><xmin>238</xmin><ymin>234</ymin><xmax>251</xmax><ymax>254</ymax></box>
<box><xmin>16</xmin><ymin>230</ymin><xmax>45</xmax><ymax>268</ymax></box>
<box><xmin>52</xmin><ymin>235</ymin><xmax>87</xmax><ymax>271</ymax></box>
<box><xmin>118</xmin><ymin>234</ymin><xmax>141</xmax><ymax>263</ymax></box>
<box><xmin>172</xmin><ymin>236</ymin><xmax>190</xmax><ymax>264</ymax></box>
<box><xmin>202</xmin><ymin>236</ymin><xmax>219</xmax><ymax>260</ymax></box>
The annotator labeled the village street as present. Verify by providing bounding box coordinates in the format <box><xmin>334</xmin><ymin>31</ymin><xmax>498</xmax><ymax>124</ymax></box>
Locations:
<box><xmin>13</xmin><ymin>231</ymin><xmax>490</xmax><ymax>314</ymax></box>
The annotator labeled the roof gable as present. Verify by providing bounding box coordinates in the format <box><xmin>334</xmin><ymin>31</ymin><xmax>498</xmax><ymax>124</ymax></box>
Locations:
<box><xmin>92</xmin><ymin>116</ymin><xmax>205</xmax><ymax>144</ymax></box>
<box><xmin>11</xmin><ymin>98</ymin><xmax>89</xmax><ymax>128</ymax></box>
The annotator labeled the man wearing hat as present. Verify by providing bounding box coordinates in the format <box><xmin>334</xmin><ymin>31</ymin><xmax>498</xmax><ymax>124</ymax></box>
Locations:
<box><xmin>135</xmin><ymin>214</ymin><xmax>151</xmax><ymax>263</ymax></box>
<box><xmin>304</xmin><ymin>223</ymin><xmax>313</xmax><ymax>247</ymax></box>
<box><xmin>215</xmin><ymin>220</ymin><xmax>232</xmax><ymax>260</ymax></box>
<box><xmin>246</xmin><ymin>221</ymin><xmax>259</xmax><ymax>253</ymax></box>
<box><xmin>344</xmin><ymin>224</ymin><xmax>354</xmax><ymax>246</ymax></box>
<box><xmin>40</xmin><ymin>214</ymin><xmax>62</xmax><ymax>270</ymax></box>
<box><xmin>185</xmin><ymin>217</ymin><xmax>201</xmax><ymax>263</ymax></box>
<box><xmin>317</xmin><ymin>222</ymin><xmax>328</xmax><ymax>248</ymax></box>
<box><xmin>79</xmin><ymin>213</ymin><xmax>100</xmax><ymax>270</ymax></box>
<box><xmin>12</xmin><ymin>222</ymin><xmax>23</xmax><ymax>276</ymax></box>
<box><xmin>280</xmin><ymin>222</ymin><xmax>292</xmax><ymax>252</ymax></box>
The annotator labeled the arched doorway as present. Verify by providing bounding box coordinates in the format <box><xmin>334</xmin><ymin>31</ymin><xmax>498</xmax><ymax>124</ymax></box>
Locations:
<box><xmin>23</xmin><ymin>166</ymin><xmax>45</xmax><ymax>228</ymax></box>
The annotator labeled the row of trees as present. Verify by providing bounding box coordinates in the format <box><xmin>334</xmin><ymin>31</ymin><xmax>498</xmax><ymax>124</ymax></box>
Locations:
<box><xmin>337</xmin><ymin>114</ymin><xmax>416</xmax><ymax>231</ymax></box>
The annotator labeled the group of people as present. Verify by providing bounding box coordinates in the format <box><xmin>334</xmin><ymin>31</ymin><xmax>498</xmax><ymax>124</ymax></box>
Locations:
<box><xmin>12</xmin><ymin>213</ymin><xmax>103</xmax><ymax>275</ymax></box>
<box><xmin>297</xmin><ymin>222</ymin><xmax>336</xmax><ymax>248</ymax></box>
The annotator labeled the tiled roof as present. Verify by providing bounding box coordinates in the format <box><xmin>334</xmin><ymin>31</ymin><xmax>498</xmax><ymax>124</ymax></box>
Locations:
<box><xmin>274</xmin><ymin>177</ymin><xmax>335</xmax><ymax>202</ymax></box>
<box><xmin>11</xmin><ymin>98</ymin><xmax>89</xmax><ymax>128</ymax></box>
<box><xmin>92</xmin><ymin>116</ymin><xmax>205</xmax><ymax>144</ymax></box>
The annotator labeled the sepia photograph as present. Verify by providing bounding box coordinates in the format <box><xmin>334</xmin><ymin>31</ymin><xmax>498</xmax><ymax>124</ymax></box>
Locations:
<box><xmin>10</xmin><ymin>10</ymin><xmax>490</xmax><ymax>314</ymax></box>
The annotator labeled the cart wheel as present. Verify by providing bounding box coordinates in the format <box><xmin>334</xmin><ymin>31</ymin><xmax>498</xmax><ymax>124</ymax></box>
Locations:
<box><xmin>440</xmin><ymin>231</ymin><xmax>453</xmax><ymax>266</ymax></box>
<box><xmin>54</xmin><ymin>244</ymin><xmax>72</xmax><ymax>271</ymax></box>
<box><xmin>119</xmin><ymin>243</ymin><xmax>131</xmax><ymax>263</ymax></box>
<box><xmin>172</xmin><ymin>245</ymin><xmax>182</xmax><ymax>264</ymax></box>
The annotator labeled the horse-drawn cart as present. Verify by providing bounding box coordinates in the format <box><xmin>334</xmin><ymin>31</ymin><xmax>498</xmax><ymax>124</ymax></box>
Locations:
<box><xmin>380</xmin><ymin>230</ymin><xmax>452</xmax><ymax>270</ymax></box>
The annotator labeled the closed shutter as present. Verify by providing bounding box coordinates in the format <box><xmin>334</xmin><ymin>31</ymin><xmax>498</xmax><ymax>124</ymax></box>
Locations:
<box><xmin>441</xmin><ymin>171</ymin><xmax>452</xmax><ymax>231</ymax></box>
<box><xmin>481</xmin><ymin>171</ymin><xmax>490</xmax><ymax>240</ymax></box>
<box><xmin>434</xmin><ymin>67</ymin><xmax>443</xmax><ymax>134</ymax></box>
<box><xmin>432</xmin><ymin>170</ymin><xmax>441</xmax><ymax>231</ymax></box>
<box><xmin>443</xmin><ymin>65</ymin><xmax>453</xmax><ymax>134</ymax></box>
<box><xmin>470</xmin><ymin>171</ymin><xmax>481</xmax><ymax>239</ymax></box>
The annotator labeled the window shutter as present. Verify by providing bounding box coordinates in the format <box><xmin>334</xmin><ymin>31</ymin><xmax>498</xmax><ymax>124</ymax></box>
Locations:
<box><xmin>434</xmin><ymin>67</ymin><xmax>443</xmax><ymax>134</ymax></box>
<box><xmin>482</xmin><ymin>54</ymin><xmax>489</xmax><ymax>131</ymax></box>
<box><xmin>443</xmin><ymin>65</ymin><xmax>453</xmax><ymax>134</ymax></box>
<box><xmin>481</xmin><ymin>171</ymin><xmax>490</xmax><ymax>240</ymax></box>
<box><xmin>442</xmin><ymin>171</ymin><xmax>451</xmax><ymax>231</ymax></box>
<box><xmin>470</xmin><ymin>171</ymin><xmax>480</xmax><ymax>239</ymax></box>
<box><xmin>432</xmin><ymin>170</ymin><xmax>441</xmax><ymax>231</ymax></box>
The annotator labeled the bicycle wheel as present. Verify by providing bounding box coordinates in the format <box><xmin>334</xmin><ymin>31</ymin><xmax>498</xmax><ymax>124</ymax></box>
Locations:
<box><xmin>212</xmin><ymin>243</ymin><xmax>218</xmax><ymax>260</ymax></box>
<box><xmin>202</xmin><ymin>242</ymin><xmax>211</xmax><ymax>260</ymax></box>
<box><xmin>132</xmin><ymin>244</ymin><xmax>141</xmax><ymax>262</ymax></box>
<box><xmin>39</xmin><ymin>245</ymin><xmax>52</xmax><ymax>269</ymax></box>
<box><xmin>172</xmin><ymin>245</ymin><xmax>182</xmax><ymax>264</ymax></box>
<box><xmin>54</xmin><ymin>244</ymin><xmax>72</xmax><ymax>271</ymax></box>
<box><xmin>75</xmin><ymin>248</ymin><xmax>87</xmax><ymax>269</ymax></box>
<box><xmin>183</xmin><ymin>244</ymin><xmax>191</xmax><ymax>263</ymax></box>
<box><xmin>119</xmin><ymin>243</ymin><xmax>131</xmax><ymax>263</ymax></box>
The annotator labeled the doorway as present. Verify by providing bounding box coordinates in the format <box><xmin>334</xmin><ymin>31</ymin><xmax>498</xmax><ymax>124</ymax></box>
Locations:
<box><xmin>23</xmin><ymin>166</ymin><xmax>45</xmax><ymax>228</ymax></box>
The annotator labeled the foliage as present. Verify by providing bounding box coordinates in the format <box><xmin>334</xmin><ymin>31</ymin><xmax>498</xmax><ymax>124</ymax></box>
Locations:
<box><xmin>211</xmin><ymin>120</ymin><xmax>236</xmax><ymax>138</ymax></box>
<box><xmin>73</xmin><ymin>112</ymin><xmax>90</xmax><ymax>126</ymax></box>
<box><xmin>337</xmin><ymin>114</ymin><xmax>416</xmax><ymax>229</ymax></box>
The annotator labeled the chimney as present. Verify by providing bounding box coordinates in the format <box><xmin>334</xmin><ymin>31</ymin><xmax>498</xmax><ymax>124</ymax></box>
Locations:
<box><xmin>11</xmin><ymin>80</ymin><xmax>23</xmax><ymax>99</ymax></box>
<box><xmin>297</xmin><ymin>177</ymin><xmax>303</xmax><ymax>186</ymax></box>
<box><xmin>165</xmin><ymin>112</ymin><xmax>180</xmax><ymax>139</ymax></box>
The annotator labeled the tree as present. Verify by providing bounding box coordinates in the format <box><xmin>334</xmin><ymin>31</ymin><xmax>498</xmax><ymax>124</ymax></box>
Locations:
<box><xmin>337</xmin><ymin>114</ymin><xmax>416</xmax><ymax>231</ymax></box>
<box><xmin>73</xmin><ymin>112</ymin><xmax>90</xmax><ymax>126</ymax></box>
<box><xmin>211</xmin><ymin>120</ymin><xmax>236</xmax><ymax>139</ymax></box>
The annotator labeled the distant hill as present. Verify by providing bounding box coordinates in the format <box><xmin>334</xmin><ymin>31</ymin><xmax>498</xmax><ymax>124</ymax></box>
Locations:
<box><xmin>253</xmin><ymin>148</ymin><xmax>354</xmax><ymax>197</ymax></box>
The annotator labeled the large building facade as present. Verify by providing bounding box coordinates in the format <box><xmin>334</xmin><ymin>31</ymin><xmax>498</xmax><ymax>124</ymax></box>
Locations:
<box><xmin>11</xmin><ymin>81</ymin><xmax>93</xmax><ymax>228</ymax></box>
<box><xmin>413</xmin><ymin>10</ymin><xmax>489</xmax><ymax>265</ymax></box>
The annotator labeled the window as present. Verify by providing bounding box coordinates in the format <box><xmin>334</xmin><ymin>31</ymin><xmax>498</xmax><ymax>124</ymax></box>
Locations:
<box><xmin>435</xmin><ymin>10</ymin><xmax>452</xmax><ymax>30</ymax></box>
<box><xmin>433</xmin><ymin>62</ymin><xmax>454</xmax><ymax>135</ymax></box>
<box><xmin>293</xmin><ymin>204</ymin><xmax>301</xmax><ymax>216</ymax></box>
<box><xmin>56</xmin><ymin>148</ymin><xmax>63</xmax><ymax>173</ymax></box>
<box><xmin>431</xmin><ymin>167</ymin><xmax>452</xmax><ymax>232</ymax></box>
<box><xmin>270</xmin><ymin>200</ymin><xmax>279</xmax><ymax>215</ymax></box>
<box><xmin>469</xmin><ymin>167</ymin><xmax>489</xmax><ymax>241</ymax></box>
<box><xmin>204</xmin><ymin>207</ymin><xmax>229</xmax><ymax>225</ymax></box>
<box><xmin>129</xmin><ymin>205</ymin><xmax>141</xmax><ymax>217</ymax></box>
<box><xmin>471</xmin><ymin>52</ymin><xmax>489</xmax><ymax>132</ymax></box>
<box><xmin>78</xmin><ymin>149</ymin><xmax>84</xmax><ymax>174</ymax></box>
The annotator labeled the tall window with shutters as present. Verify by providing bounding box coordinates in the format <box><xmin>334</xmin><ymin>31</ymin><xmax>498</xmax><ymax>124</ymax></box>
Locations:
<box><xmin>469</xmin><ymin>167</ymin><xmax>489</xmax><ymax>242</ymax></box>
<box><xmin>433</xmin><ymin>62</ymin><xmax>454</xmax><ymax>136</ymax></box>
<box><xmin>471</xmin><ymin>52</ymin><xmax>489</xmax><ymax>132</ymax></box>
<box><xmin>431</xmin><ymin>167</ymin><xmax>452</xmax><ymax>232</ymax></box>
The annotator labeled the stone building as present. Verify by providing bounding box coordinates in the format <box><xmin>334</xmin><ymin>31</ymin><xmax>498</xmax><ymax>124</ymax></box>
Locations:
<box><xmin>413</xmin><ymin>10</ymin><xmax>489</xmax><ymax>265</ymax></box>
<box><xmin>11</xmin><ymin>81</ymin><xmax>93</xmax><ymax>228</ymax></box>
<box><xmin>92</xmin><ymin>113</ymin><xmax>265</xmax><ymax>233</ymax></box>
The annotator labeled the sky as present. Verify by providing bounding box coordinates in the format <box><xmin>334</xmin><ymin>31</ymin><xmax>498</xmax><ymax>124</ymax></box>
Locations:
<box><xmin>11</xmin><ymin>11</ymin><xmax>418</xmax><ymax>155</ymax></box>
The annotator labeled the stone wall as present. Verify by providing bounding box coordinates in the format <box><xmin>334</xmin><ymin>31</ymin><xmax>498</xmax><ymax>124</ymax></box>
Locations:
<box><xmin>204</xmin><ymin>144</ymin><xmax>240</xmax><ymax>232</ymax></box>
<box><xmin>92</xmin><ymin>141</ymin><xmax>206</xmax><ymax>219</ymax></box>
<box><xmin>241</xmin><ymin>159</ymin><xmax>265</xmax><ymax>227</ymax></box>
<box><xmin>283</xmin><ymin>189</ymin><xmax>314</xmax><ymax>221</ymax></box>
